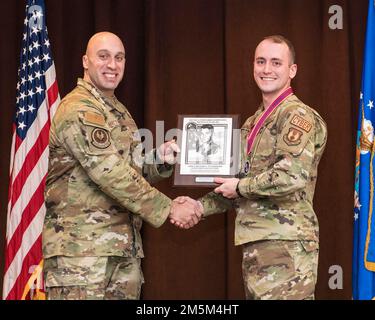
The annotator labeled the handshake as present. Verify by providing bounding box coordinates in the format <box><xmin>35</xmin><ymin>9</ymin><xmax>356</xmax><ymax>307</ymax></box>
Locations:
<box><xmin>169</xmin><ymin>196</ymin><xmax>204</xmax><ymax>229</ymax></box>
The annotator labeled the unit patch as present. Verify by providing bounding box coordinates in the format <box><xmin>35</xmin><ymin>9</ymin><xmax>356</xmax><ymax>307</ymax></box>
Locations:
<box><xmin>91</xmin><ymin>128</ymin><xmax>111</xmax><ymax>149</ymax></box>
<box><xmin>283</xmin><ymin>127</ymin><xmax>303</xmax><ymax>146</ymax></box>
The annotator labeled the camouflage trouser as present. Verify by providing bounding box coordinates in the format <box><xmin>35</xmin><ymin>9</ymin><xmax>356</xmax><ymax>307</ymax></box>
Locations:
<box><xmin>242</xmin><ymin>240</ymin><xmax>318</xmax><ymax>300</ymax></box>
<box><xmin>43</xmin><ymin>256</ymin><xmax>144</xmax><ymax>300</ymax></box>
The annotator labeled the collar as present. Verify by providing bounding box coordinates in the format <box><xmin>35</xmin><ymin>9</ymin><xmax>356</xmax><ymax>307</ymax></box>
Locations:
<box><xmin>77</xmin><ymin>78</ymin><xmax>123</xmax><ymax>113</ymax></box>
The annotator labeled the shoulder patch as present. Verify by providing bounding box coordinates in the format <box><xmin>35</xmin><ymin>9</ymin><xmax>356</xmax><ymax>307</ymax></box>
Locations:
<box><xmin>91</xmin><ymin>128</ymin><xmax>111</xmax><ymax>149</ymax></box>
<box><xmin>283</xmin><ymin>127</ymin><xmax>303</xmax><ymax>146</ymax></box>
<box><xmin>83</xmin><ymin>111</ymin><xmax>106</xmax><ymax>127</ymax></box>
<box><xmin>277</xmin><ymin>109</ymin><xmax>315</xmax><ymax>155</ymax></box>
<box><xmin>290</xmin><ymin>115</ymin><xmax>312</xmax><ymax>132</ymax></box>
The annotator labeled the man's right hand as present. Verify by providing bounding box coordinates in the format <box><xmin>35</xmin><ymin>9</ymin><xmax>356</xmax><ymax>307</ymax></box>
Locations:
<box><xmin>169</xmin><ymin>196</ymin><xmax>203</xmax><ymax>229</ymax></box>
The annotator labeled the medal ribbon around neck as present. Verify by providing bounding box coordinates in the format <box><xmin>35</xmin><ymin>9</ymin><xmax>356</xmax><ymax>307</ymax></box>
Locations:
<box><xmin>247</xmin><ymin>87</ymin><xmax>294</xmax><ymax>154</ymax></box>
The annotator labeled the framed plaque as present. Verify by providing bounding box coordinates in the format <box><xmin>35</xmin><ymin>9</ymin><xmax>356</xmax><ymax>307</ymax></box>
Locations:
<box><xmin>174</xmin><ymin>114</ymin><xmax>240</xmax><ymax>187</ymax></box>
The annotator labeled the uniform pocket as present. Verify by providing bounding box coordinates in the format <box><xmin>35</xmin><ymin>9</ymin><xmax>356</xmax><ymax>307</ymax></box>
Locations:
<box><xmin>44</xmin><ymin>256</ymin><xmax>108</xmax><ymax>287</ymax></box>
<box><xmin>242</xmin><ymin>240</ymin><xmax>296</xmax><ymax>298</ymax></box>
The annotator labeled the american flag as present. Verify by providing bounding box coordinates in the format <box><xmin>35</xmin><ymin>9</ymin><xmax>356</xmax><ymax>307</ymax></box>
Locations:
<box><xmin>2</xmin><ymin>0</ymin><xmax>60</xmax><ymax>300</ymax></box>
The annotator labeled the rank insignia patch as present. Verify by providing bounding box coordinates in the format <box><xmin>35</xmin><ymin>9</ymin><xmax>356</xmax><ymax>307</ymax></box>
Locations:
<box><xmin>283</xmin><ymin>127</ymin><xmax>303</xmax><ymax>146</ymax></box>
<box><xmin>91</xmin><ymin>128</ymin><xmax>111</xmax><ymax>149</ymax></box>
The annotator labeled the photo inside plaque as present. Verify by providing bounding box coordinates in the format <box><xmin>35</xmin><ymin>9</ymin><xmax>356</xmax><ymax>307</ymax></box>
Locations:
<box><xmin>185</xmin><ymin>122</ymin><xmax>226</xmax><ymax>165</ymax></box>
<box><xmin>174</xmin><ymin>115</ymin><xmax>239</xmax><ymax>187</ymax></box>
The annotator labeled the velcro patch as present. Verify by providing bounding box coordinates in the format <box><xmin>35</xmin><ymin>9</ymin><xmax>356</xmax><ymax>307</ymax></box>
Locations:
<box><xmin>290</xmin><ymin>115</ymin><xmax>312</xmax><ymax>132</ymax></box>
<box><xmin>283</xmin><ymin>128</ymin><xmax>303</xmax><ymax>146</ymax></box>
<box><xmin>91</xmin><ymin>128</ymin><xmax>111</xmax><ymax>149</ymax></box>
<box><xmin>84</xmin><ymin>112</ymin><xmax>106</xmax><ymax>127</ymax></box>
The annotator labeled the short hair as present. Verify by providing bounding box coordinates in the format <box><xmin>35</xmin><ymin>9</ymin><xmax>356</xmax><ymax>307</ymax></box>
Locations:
<box><xmin>262</xmin><ymin>35</ymin><xmax>296</xmax><ymax>64</ymax></box>
<box><xmin>187</xmin><ymin>122</ymin><xmax>197</xmax><ymax>130</ymax></box>
<box><xmin>201</xmin><ymin>124</ymin><xmax>214</xmax><ymax>131</ymax></box>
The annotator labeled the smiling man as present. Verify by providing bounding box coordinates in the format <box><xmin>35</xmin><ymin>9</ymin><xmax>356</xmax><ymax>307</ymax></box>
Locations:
<box><xmin>42</xmin><ymin>32</ymin><xmax>201</xmax><ymax>300</ymax></box>
<box><xmin>173</xmin><ymin>35</ymin><xmax>328</xmax><ymax>300</ymax></box>
<box><xmin>253</xmin><ymin>36</ymin><xmax>297</xmax><ymax>106</ymax></box>
<box><xmin>212</xmin><ymin>35</ymin><xmax>327</xmax><ymax>299</ymax></box>
<box><xmin>83</xmin><ymin>32</ymin><xmax>125</xmax><ymax>96</ymax></box>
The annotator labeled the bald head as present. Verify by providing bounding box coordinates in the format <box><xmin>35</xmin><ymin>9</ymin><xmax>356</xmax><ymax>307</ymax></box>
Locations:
<box><xmin>82</xmin><ymin>32</ymin><xmax>126</xmax><ymax>97</ymax></box>
<box><xmin>85</xmin><ymin>32</ymin><xmax>125</xmax><ymax>56</ymax></box>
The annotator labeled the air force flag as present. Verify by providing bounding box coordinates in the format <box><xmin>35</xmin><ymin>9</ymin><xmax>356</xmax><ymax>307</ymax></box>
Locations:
<box><xmin>353</xmin><ymin>0</ymin><xmax>375</xmax><ymax>300</ymax></box>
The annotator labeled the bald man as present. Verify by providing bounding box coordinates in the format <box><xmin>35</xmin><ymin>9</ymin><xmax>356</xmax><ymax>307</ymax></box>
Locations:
<box><xmin>42</xmin><ymin>32</ymin><xmax>201</xmax><ymax>300</ymax></box>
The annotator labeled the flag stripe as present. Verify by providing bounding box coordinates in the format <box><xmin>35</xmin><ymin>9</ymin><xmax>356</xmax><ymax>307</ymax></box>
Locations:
<box><xmin>4</xmin><ymin>175</ymin><xmax>47</xmax><ymax>274</ymax></box>
<box><xmin>8</xmin><ymin>128</ymin><xmax>16</xmax><ymax>181</ymax></box>
<box><xmin>7</xmin><ymin>146</ymin><xmax>49</xmax><ymax>243</ymax></box>
<box><xmin>7</xmin><ymin>130</ymin><xmax>17</xmax><ymax>237</ymax></box>
<box><xmin>3</xmin><ymin>208</ymin><xmax>46</xmax><ymax>299</ymax></box>
<box><xmin>45</xmin><ymin>65</ymin><xmax>59</xmax><ymax>105</ymax></box>
<box><xmin>9</xmin><ymin>123</ymin><xmax>49</xmax><ymax>210</ymax></box>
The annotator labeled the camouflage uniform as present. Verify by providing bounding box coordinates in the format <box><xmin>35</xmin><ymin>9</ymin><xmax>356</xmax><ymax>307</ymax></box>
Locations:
<box><xmin>43</xmin><ymin>78</ymin><xmax>172</xmax><ymax>299</ymax></box>
<box><xmin>200</xmin><ymin>94</ymin><xmax>327</xmax><ymax>299</ymax></box>
<box><xmin>44</xmin><ymin>256</ymin><xmax>143</xmax><ymax>300</ymax></box>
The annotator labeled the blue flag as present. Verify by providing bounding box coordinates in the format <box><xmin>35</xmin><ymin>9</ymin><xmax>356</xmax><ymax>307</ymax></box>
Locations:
<box><xmin>353</xmin><ymin>0</ymin><xmax>375</xmax><ymax>300</ymax></box>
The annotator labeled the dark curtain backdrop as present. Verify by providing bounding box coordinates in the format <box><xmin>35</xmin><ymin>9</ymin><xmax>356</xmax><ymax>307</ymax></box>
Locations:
<box><xmin>0</xmin><ymin>0</ymin><xmax>368</xmax><ymax>299</ymax></box>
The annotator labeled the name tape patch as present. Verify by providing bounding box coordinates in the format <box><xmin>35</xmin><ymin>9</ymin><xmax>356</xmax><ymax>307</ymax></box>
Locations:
<box><xmin>84</xmin><ymin>112</ymin><xmax>106</xmax><ymax>127</ymax></box>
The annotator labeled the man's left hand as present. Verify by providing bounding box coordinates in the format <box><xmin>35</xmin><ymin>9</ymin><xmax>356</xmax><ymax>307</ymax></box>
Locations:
<box><xmin>214</xmin><ymin>177</ymin><xmax>240</xmax><ymax>199</ymax></box>
<box><xmin>157</xmin><ymin>139</ymin><xmax>180</xmax><ymax>164</ymax></box>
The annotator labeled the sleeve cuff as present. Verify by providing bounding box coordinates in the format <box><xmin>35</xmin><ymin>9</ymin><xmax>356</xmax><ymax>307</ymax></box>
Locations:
<box><xmin>144</xmin><ymin>196</ymin><xmax>172</xmax><ymax>228</ymax></box>
<box><xmin>238</xmin><ymin>177</ymin><xmax>252</xmax><ymax>198</ymax></box>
